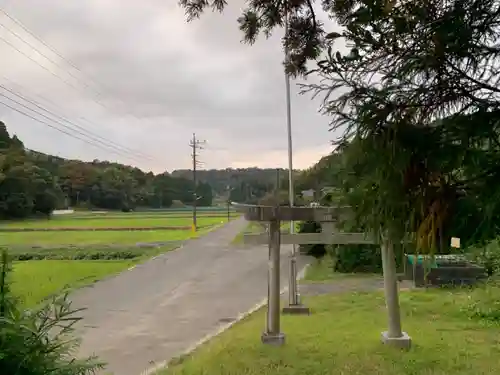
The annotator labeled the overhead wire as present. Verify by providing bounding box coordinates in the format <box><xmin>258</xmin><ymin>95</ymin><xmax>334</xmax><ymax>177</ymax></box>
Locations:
<box><xmin>0</xmin><ymin>7</ymin><xmax>144</xmax><ymax>120</ymax></box>
<box><xmin>0</xmin><ymin>7</ymin><xmax>162</xmax><ymax>164</ymax></box>
<box><xmin>0</xmin><ymin>98</ymin><xmax>146</xmax><ymax>161</ymax></box>
<box><xmin>0</xmin><ymin>92</ymin><xmax>149</xmax><ymax>163</ymax></box>
<box><xmin>0</xmin><ymin>76</ymin><xmax>155</xmax><ymax>161</ymax></box>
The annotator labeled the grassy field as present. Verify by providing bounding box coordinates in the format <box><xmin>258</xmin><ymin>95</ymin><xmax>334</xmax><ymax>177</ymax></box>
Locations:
<box><xmin>6</xmin><ymin>210</ymin><xmax>231</xmax><ymax>307</ymax></box>
<box><xmin>3</xmin><ymin>215</ymin><xmax>226</xmax><ymax>229</ymax></box>
<box><xmin>11</xmin><ymin>260</ymin><xmax>137</xmax><ymax>307</ymax></box>
<box><xmin>2</xmin><ymin>228</ymin><xmax>196</xmax><ymax>246</ymax></box>
<box><xmin>160</xmin><ymin>283</ymin><xmax>500</xmax><ymax>375</ymax></box>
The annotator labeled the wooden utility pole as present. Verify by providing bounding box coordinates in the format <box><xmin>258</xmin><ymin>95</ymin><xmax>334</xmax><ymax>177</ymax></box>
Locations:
<box><xmin>189</xmin><ymin>133</ymin><xmax>205</xmax><ymax>232</ymax></box>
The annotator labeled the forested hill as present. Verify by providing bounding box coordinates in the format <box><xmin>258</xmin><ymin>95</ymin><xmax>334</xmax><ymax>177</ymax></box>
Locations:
<box><xmin>0</xmin><ymin>121</ymin><xmax>283</xmax><ymax>219</ymax></box>
<box><xmin>171</xmin><ymin>168</ymin><xmax>291</xmax><ymax>203</ymax></box>
<box><xmin>0</xmin><ymin>121</ymin><xmax>216</xmax><ymax>219</ymax></box>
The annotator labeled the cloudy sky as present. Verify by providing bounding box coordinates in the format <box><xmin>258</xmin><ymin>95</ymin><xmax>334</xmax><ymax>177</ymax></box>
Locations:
<box><xmin>0</xmin><ymin>0</ymin><xmax>336</xmax><ymax>173</ymax></box>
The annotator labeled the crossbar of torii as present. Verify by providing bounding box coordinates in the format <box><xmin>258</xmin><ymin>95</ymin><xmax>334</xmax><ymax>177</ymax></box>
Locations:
<box><xmin>232</xmin><ymin>202</ymin><xmax>412</xmax><ymax>349</ymax></box>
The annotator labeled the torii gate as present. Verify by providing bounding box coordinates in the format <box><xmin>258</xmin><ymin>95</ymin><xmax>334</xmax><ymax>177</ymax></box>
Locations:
<box><xmin>232</xmin><ymin>202</ymin><xmax>412</xmax><ymax>349</ymax></box>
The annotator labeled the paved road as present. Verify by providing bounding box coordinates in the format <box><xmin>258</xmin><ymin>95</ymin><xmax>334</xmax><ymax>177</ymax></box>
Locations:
<box><xmin>72</xmin><ymin>218</ymin><xmax>306</xmax><ymax>375</ymax></box>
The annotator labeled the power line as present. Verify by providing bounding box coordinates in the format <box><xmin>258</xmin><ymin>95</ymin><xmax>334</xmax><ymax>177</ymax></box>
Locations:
<box><xmin>0</xmin><ymin>81</ymin><xmax>155</xmax><ymax>161</ymax></box>
<box><xmin>0</xmin><ymin>34</ymin><xmax>96</xmax><ymax>102</ymax></box>
<box><xmin>0</xmin><ymin>25</ymin><xmax>134</xmax><ymax>120</ymax></box>
<box><xmin>0</xmin><ymin>19</ymin><xmax>105</xmax><ymax>99</ymax></box>
<box><xmin>0</xmin><ymin>7</ymin><xmax>143</xmax><ymax>120</ymax></box>
<box><xmin>0</xmin><ymin>94</ymin><xmax>148</xmax><ymax>163</ymax></box>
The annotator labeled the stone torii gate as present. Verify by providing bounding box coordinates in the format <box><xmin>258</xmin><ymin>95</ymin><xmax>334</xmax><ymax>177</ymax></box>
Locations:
<box><xmin>232</xmin><ymin>202</ymin><xmax>412</xmax><ymax>349</ymax></box>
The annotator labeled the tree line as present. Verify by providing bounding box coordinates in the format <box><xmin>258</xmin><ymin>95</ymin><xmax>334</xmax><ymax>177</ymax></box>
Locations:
<box><xmin>0</xmin><ymin>122</ymin><xmax>216</xmax><ymax>219</ymax></box>
<box><xmin>0</xmin><ymin>122</ymin><xmax>293</xmax><ymax>220</ymax></box>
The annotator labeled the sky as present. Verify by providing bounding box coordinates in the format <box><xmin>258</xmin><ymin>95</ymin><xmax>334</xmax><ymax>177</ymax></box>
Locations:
<box><xmin>0</xmin><ymin>0</ymin><xmax>337</xmax><ymax>173</ymax></box>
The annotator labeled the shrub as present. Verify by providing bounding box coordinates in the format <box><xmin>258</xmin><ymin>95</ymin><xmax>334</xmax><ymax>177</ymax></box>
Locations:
<box><xmin>10</xmin><ymin>249</ymin><xmax>143</xmax><ymax>261</ymax></box>
<box><xmin>0</xmin><ymin>250</ymin><xmax>105</xmax><ymax>374</ymax></box>
<box><xmin>297</xmin><ymin>221</ymin><xmax>327</xmax><ymax>259</ymax></box>
<box><xmin>331</xmin><ymin>244</ymin><xmax>382</xmax><ymax>273</ymax></box>
<box><xmin>463</xmin><ymin>279</ymin><xmax>500</xmax><ymax>323</ymax></box>
<box><xmin>468</xmin><ymin>239</ymin><xmax>500</xmax><ymax>276</ymax></box>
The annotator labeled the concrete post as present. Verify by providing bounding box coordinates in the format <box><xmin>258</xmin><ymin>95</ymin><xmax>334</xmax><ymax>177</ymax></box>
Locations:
<box><xmin>380</xmin><ymin>238</ymin><xmax>411</xmax><ymax>349</ymax></box>
<box><xmin>261</xmin><ymin>218</ymin><xmax>285</xmax><ymax>345</ymax></box>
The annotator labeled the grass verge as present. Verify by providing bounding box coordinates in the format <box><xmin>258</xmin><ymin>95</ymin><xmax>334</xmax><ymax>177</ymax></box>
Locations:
<box><xmin>160</xmin><ymin>286</ymin><xmax>500</xmax><ymax>375</ymax></box>
<box><xmin>302</xmin><ymin>257</ymin><xmax>380</xmax><ymax>283</ymax></box>
<box><xmin>231</xmin><ymin>221</ymin><xmax>297</xmax><ymax>245</ymax></box>
<box><xmin>231</xmin><ymin>222</ymin><xmax>267</xmax><ymax>244</ymax></box>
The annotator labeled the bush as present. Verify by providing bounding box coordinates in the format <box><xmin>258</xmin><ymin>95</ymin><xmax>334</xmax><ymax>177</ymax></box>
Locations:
<box><xmin>0</xmin><ymin>250</ymin><xmax>105</xmax><ymax>374</ymax></box>
<box><xmin>464</xmin><ymin>279</ymin><xmax>500</xmax><ymax>323</ymax></box>
<box><xmin>11</xmin><ymin>249</ymin><xmax>142</xmax><ymax>261</ymax></box>
<box><xmin>331</xmin><ymin>244</ymin><xmax>382</xmax><ymax>273</ymax></box>
<box><xmin>298</xmin><ymin>221</ymin><xmax>327</xmax><ymax>259</ymax></box>
<box><xmin>468</xmin><ymin>239</ymin><xmax>500</xmax><ymax>276</ymax></box>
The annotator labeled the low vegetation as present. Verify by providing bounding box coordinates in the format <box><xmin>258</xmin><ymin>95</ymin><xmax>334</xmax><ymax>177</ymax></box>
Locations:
<box><xmin>231</xmin><ymin>221</ymin><xmax>294</xmax><ymax>245</ymax></box>
<box><xmin>161</xmin><ymin>284</ymin><xmax>500</xmax><ymax>375</ymax></box>
<box><xmin>2</xmin><ymin>216</ymin><xmax>225</xmax><ymax>229</ymax></box>
<box><xmin>3</xmin><ymin>209</ymin><xmax>230</xmax><ymax>307</ymax></box>
<box><xmin>302</xmin><ymin>258</ymin><xmax>379</xmax><ymax>283</ymax></box>
<box><xmin>0</xmin><ymin>251</ymin><xmax>104</xmax><ymax>374</ymax></box>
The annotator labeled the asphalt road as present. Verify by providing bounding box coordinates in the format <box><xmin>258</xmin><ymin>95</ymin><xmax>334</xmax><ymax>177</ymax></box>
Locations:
<box><xmin>72</xmin><ymin>218</ymin><xmax>306</xmax><ymax>375</ymax></box>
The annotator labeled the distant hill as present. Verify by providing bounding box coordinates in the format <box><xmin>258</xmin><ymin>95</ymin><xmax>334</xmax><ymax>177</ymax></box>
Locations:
<box><xmin>0</xmin><ymin>120</ymin><xmax>291</xmax><ymax>218</ymax></box>
<box><xmin>171</xmin><ymin>168</ymin><xmax>299</xmax><ymax>204</ymax></box>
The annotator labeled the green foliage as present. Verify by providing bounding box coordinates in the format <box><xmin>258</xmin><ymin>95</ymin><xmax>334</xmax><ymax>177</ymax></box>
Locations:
<box><xmin>0</xmin><ymin>249</ymin><xmax>104</xmax><ymax>374</ymax></box>
<box><xmin>331</xmin><ymin>244</ymin><xmax>383</xmax><ymax>273</ymax></box>
<box><xmin>179</xmin><ymin>0</ymin><xmax>500</xmax><ymax>257</ymax></box>
<box><xmin>297</xmin><ymin>221</ymin><xmax>326</xmax><ymax>259</ymax></box>
<box><xmin>173</xmin><ymin>168</ymin><xmax>281</xmax><ymax>204</ymax></box>
<box><xmin>1</xmin><ymin>123</ymin><xmax>294</xmax><ymax>217</ymax></box>
<box><xmin>464</xmin><ymin>280</ymin><xmax>500</xmax><ymax>323</ymax></box>
<box><xmin>179</xmin><ymin>0</ymin><xmax>324</xmax><ymax>76</ymax></box>
<box><xmin>468</xmin><ymin>239</ymin><xmax>500</xmax><ymax>277</ymax></box>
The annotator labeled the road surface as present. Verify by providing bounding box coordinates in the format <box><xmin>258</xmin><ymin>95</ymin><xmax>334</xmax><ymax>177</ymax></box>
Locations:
<box><xmin>72</xmin><ymin>218</ymin><xmax>306</xmax><ymax>375</ymax></box>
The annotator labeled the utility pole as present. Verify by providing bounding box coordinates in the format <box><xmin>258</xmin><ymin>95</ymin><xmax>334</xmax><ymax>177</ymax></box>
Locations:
<box><xmin>281</xmin><ymin>5</ymin><xmax>309</xmax><ymax>315</ymax></box>
<box><xmin>226</xmin><ymin>185</ymin><xmax>231</xmax><ymax>222</ymax></box>
<box><xmin>190</xmin><ymin>133</ymin><xmax>205</xmax><ymax>232</ymax></box>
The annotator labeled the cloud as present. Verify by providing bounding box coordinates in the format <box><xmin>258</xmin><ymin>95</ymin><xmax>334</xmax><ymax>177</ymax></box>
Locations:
<box><xmin>0</xmin><ymin>0</ymin><xmax>337</xmax><ymax>173</ymax></box>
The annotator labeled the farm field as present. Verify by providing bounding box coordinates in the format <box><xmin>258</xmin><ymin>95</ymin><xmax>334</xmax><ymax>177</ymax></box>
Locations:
<box><xmin>2</xmin><ymin>215</ymin><xmax>228</xmax><ymax>230</ymax></box>
<box><xmin>5</xmin><ymin>209</ymin><xmax>236</xmax><ymax>306</ymax></box>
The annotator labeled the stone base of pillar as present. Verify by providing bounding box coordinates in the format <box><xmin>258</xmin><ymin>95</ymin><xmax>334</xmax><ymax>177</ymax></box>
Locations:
<box><xmin>381</xmin><ymin>331</ymin><xmax>412</xmax><ymax>349</ymax></box>
<box><xmin>282</xmin><ymin>304</ymin><xmax>310</xmax><ymax>315</ymax></box>
<box><xmin>261</xmin><ymin>332</ymin><xmax>286</xmax><ymax>346</ymax></box>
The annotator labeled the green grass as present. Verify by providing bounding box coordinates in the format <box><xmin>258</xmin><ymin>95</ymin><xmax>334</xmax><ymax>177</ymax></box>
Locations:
<box><xmin>0</xmin><ymin>223</ymin><xmax>224</xmax><ymax>246</ymax></box>
<box><xmin>3</xmin><ymin>216</ymin><xmax>226</xmax><ymax>229</ymax></box>
<box><xmin>160</xmin><ymin>286</ymin><xmax>500</xmax><ymax>375</ymax></box>
<box><xmin>0</xmin><ymin>229</ymin><xmax>196</xmax><ymax>246</ymax></box>
<box><xmin>303</xmin><ymin>258</ymin><xmax>380</xmax><ymax>283</ymax></box>
<box><xmin>231</xmin><ymin>222</ymin><xmax>267</xmax><ymax>244</ymax></box>
<box><xmin>9</xmin><ymin>242</ymin><xmax>186</xmax><ymax>306</ymax></box>
<box><xmin>231</xmin><ymin>221</ymin><xmax>298</xmax><ymax>245</ymax></box>
<box><xmin>7</xmin><ymin>242</ymin><xmax>181</xmax><ymax>261</ymax></box>
<box><xmin>11</xmin><ymin>260</ymin><xmax>136</xmax><ymax>307</ymax></box>
<box><xmin>8</xmin><ymin>222</ymin><xmax>225</xmax><ymax>306</ymax></box>
<box><xmin>56</xmin><ymin>210</ymin><xmax>241</xmax><ymax>220</ymax></box>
